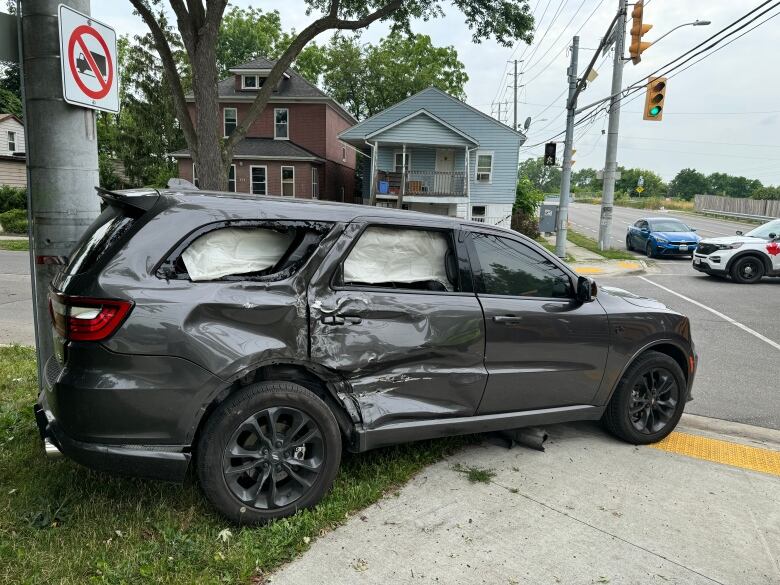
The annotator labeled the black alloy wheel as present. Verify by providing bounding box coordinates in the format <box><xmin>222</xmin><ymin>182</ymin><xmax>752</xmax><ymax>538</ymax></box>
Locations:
<box><xmin>197</xmin><ymin>381</ymin><xmax>341</xmax><ymax>525</ymax></box>
<box><xmin>223</xmin><ymin>406</ymin><xmax>324</xmax><ymax>510</ymax></box>
<box><xmin>730</xmin><ymin>256</ymin><xmax>765</xmax><ymax>284</ymax></box>
<box><xmin>602</xmin><ymin>350</ymin><xmax>686</xmax><ymax>444</ymax></box>
<box><xmin>627</xmin><ymin>367</ymin><xmax>679</xmax><ymax>435</ymax></box>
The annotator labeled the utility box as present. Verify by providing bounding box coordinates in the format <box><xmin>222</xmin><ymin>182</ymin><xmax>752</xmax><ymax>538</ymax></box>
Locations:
<box><xmin>539</xmin><ymin>203</ymin><xmax>559</xmax><ymax>233</ymax></box>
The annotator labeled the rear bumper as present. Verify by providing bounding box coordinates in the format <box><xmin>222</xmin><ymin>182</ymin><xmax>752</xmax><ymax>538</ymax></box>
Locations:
<box><xmin>34</xmin><ymin>393</ymin><xmax>190</xmax><ymax>482</ymax></box>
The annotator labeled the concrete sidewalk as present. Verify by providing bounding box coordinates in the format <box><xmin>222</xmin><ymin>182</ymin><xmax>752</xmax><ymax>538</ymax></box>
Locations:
<box><xmin>543</xmin><ymin>234</ymin><xmax>648</xmax><ymax>278</ymax></box>
<box><xmin>270</xmin><ymin>419</ymin><xmax>780</xmax><ymax>585</ymax></box>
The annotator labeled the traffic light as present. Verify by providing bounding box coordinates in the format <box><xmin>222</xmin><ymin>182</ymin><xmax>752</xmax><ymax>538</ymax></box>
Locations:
<box><xmin>544</xmin><ymin>142</ymin><xmax>557</xmax><ymax>166</ymax></box>
<box><xmin>629</xmin><ymin>0</ymin><xmax>653</xmax><ymax>65</ymax></box>
<box><xmin>643</xmin><ymin>76</ymin><xmax>667</xmax><ymax>121</ymax></box>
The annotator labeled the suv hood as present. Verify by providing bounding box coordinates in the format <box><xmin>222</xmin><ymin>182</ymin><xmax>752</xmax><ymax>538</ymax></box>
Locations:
<box><xmin>699</xmin><ymin>235</ymin><xmax>765</xmax><ymax>245</ymax></box>
<box><xmin>599</xmin><ymin>286</ymin><xmax>668</xmax><ymax>310</ymax></box>
<box><xmin>653</xmin><ymin>230</ymin><xmax>699</xmax><ymax>241</ymax></box>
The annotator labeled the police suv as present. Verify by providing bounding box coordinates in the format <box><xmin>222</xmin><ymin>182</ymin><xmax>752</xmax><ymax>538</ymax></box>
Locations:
<box><xmin>693</xmin><ymin>219</ymin><xmax>780</xmax><ymax>283</ymax></box>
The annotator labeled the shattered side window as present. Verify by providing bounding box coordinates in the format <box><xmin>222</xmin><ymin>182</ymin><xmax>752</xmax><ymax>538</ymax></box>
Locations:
<box><xmin>342</xmin><ymin>226</ymin><xmax>457</xmax><ymax>292</ymax></box>
<box><xmin>181</xmin><ymin>227</ymin><xmax>296</xmax><ymax>281</ymax></box>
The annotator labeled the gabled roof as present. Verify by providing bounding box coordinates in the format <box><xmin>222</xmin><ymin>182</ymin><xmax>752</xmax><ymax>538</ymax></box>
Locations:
<box><xmin>185</xmin><ymin>57</ymin><xmax>356</xmax><ymax>124</ymax></box>
<box><xmin>339</xmin><ymin>87</ymin><xmax>526</xmax><ymax>144</ymax></box>
<box><xmin>0</xmin><ymin>113</ymin><xmax>23</xmax><ymax>125</ymax></box>
<box><xmin>365</xmin><ymin>109</ymin><xmax>479</xmax><ymax>145</ymax></box>
<box><xmin>171</xmin><ymin>137</ymin><xmax>324</xmax><ymax>162</ymax></box>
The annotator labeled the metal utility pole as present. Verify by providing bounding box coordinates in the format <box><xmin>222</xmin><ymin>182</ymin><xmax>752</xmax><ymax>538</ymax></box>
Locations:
<box><xmin>20</xmin><ymin>0</ymin><xmax>101</xmax><ymax>389</ymax></box>
<box><xmin>513</xmin><ymin>59</ymin><xmax>518</xmax><ymax>131</ymax></box>
<box><xmin>555</xmin><ymin>36</ymin><xmax>579</xmax><ymax>258</ymax></box>
<box><xmin>598</xmin><ymin>0</ymin><xmax>628</xmax><ymax>251</ymax></box>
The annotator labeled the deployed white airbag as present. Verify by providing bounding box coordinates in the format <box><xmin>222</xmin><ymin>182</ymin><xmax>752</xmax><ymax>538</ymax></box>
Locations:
<box><xmin>344</xmin><ymin>227</ymin><xmax>452</xmax><ymax>290</ymax></box>
<box><xmin>182</xmin><ymin>227</ymin><xmax>295</xmax><ymax>281</ymax></box>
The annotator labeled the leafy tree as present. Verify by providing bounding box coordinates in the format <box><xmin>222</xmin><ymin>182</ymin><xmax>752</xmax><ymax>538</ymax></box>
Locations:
<box><xmin>216</xmin><ymin>7</ymin><xmax>327</xmax><ymax>83</ymax></box>
<box><xmin>323</xmin><ymin>33</ymin><xmax>468</xmax><ymax>119</ymax></box>
<box><xmin>0</xmin><ymin>87</ymin><xmax>21</xmax><ymax>118</ymax></box>
<box><xmin>707</xmin><ymin>172</ymin><xmax>761</xmax><ymax>198</ymax></box>
<box><xmin>571</xmin><ymin>168</ymin><xmax>598</xmax><ymax>193</ymax></box>
<box><xmin>615</xmin><ymin>167</ymin><xmax>665</xmax><ymax>198</ymax></box>
<box><xmin>513</xmin><ymin>176</ymin><xmax>543</xmax><ymax>215</ymax></box>
<box><xmin>129</xmin><ymin>0</ymin><xmax>535</xmax><ymax>191</ymax></box>
<box><xmin>668</xmin><ymin>168</ymin><xmax>708</xmax><ymax>201</ymax></box>
<box><xmin>518</xmin><ymin>157</ymin><xmax>561</xmax><ymax>193</ymax></box>
<box><xmin>752</xmin><ymin>185</ymin><xmax>780</xmax><ymax>200</ymax></box>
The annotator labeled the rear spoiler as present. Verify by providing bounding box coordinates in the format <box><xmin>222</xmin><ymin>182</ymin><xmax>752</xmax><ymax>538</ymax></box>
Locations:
<box><xmin>95</xmin><ymin>186</ymin><xmax>160</xmax><ymax>213</ymax></box>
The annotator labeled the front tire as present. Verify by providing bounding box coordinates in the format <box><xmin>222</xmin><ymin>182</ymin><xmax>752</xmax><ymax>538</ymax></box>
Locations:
<box><xmin>645</xmin><ymin>242</ymin><xmax>656</xmax><ymax>258</ymax></box>
<box><xmin>197</xmin><ymin>381</ymin><xmax>342</xmax><ymax>525</ymax></box>
<box><xmin>602</xmin><ymin>351</ymin><xmax>686</xmax><ymax>445</ymax></box>
<box><xmin>626</xmin><ymin>235</ymin><xmax>633</xmax><ymax>251</ymax></box>
<box><xmin>730</xmin><ymin>256</ymin><xmax>765</xmax><ymax>284</ymax></box>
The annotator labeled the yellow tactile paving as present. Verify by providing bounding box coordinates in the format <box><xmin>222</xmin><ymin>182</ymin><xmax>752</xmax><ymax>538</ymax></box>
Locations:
<box><xmin>649</xmin><ymin>431</ymin><xmax>780</xmax><ymax>477</ymax></box>
<box><xmin>617</xmin><ymin>261</ymin><xmax>641</xmax><ymax>270</ymax></box>
<box><xmin>575</xmin><ymin>266</ymin><xmax>605</xmax><ymax>274</ymax></box>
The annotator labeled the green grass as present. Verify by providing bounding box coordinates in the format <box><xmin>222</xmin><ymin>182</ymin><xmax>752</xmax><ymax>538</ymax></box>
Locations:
<box><xmin>452</xmin><ymin>463</ymin><xmax>496</xmax><ymax>484</ymax></box>
<box><xmin>0</xmin><ymin>239</ymin><xmax>28</xmax><ymax>251</ymax></box>
<box><xmin>576</xmin><ymin>197</ymin><xmax>695</xmax><ymax>212</ymax></box>
<box><xmin>536</xmin><ymin>238</ymin><xmax>575</xmax><ymax>263</ymax></box>
<box><xmin>0</xmin><ymin>346</ymin><xmax>469</xmax><ymax>584</ymax></box>
<box><xmin>567</xmin><ymin>230</ymin><xmax>636</xmax><ymax>260</ymax></box>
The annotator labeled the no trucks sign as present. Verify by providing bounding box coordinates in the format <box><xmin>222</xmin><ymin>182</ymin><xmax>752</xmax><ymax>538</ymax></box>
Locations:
<box><xmin>58</xmin><ymin>4</ymin><xmax>119</xmax><ymax>113</ymax></box>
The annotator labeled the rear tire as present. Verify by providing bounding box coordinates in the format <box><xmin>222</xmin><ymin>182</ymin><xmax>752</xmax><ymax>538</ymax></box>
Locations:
<box><xmin>197</xmin><ymin>381</ymin><xmax>342</xmax><ymax>525</ymax></box>
<box><xmin>730</xmin><ymin>256</ymin><xmax>765</xmax><ymax>284</ymax></box>
<box><xmin>602</xmin><ymin>351</ymin><xmax>686</xmax><ymax>445</ymax></box>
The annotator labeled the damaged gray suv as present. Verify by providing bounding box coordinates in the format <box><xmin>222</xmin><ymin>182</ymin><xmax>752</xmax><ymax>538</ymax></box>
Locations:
<box><xmin>36</xmin><ymin>188</ymin><xmax>697</xmax><ymax>524</ymax></box>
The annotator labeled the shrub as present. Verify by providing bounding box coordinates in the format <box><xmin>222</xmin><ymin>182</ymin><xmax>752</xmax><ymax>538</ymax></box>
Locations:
<box><xmin>0</xmin><ymin>185</ymin><xmax>26</xmax><ymax>213</ymax></box>
<box><xmin>511</xmin><ymin>212</ymin><xmax>540</xmax><ymax>240</ymax></box>
<box><xmin>0</xmin><ymin>208</ymin><xmax>28</xmax><ymax>234</ymax></box>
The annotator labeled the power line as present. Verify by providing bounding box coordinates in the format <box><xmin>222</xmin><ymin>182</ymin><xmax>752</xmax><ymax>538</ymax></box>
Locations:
<box><xmin>522</xmin><ymin>0</ymin><xmax>596</xmax><ymax>75</ymax></box>
<box><xmin>522</xmin><ymin>0</ymin><xmax>573</xmax><ymax>73</ymax></box>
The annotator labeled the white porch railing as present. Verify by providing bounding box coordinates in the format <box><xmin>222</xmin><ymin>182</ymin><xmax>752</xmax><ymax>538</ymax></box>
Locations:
<box><xmin>375</xmin><ymin>170</ymin><xmax>467</xmax><ymax>198</ymax></box>
<box><xmin>471</xmin><ymin>215</ymin><xmax>512</xmax><ymax>228</ymax></box>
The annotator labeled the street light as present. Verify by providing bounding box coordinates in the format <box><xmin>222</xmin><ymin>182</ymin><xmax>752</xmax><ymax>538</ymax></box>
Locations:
<box><xmin>652</xmin><ymin>20</ymin><xmax>711</xmax><ymax>46</ymax></box>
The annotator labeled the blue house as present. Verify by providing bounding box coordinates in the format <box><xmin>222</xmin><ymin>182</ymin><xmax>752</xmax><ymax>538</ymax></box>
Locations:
<box><xmin>338</xmin><ymin>87</ymin><xmax>525</xmax><ymax>226</ymax></box>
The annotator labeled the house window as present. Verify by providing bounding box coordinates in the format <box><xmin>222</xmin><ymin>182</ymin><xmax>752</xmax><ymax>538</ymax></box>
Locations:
<box><xmin>242</xmin><ymin>75</ymin><xmax>264</xmax><ymax>89</ymax></box>
<box><xmin>472</xmin><ymin>205</ymin><xmax>486</xmax><ymax>223</ymax></box>
<box><xmin>476</xmin><ymin>152</ymin><xmax>493</xmax><ymax>183</ymax></box>
<box><xmin>192</xmin><ymin>163</ymin><xmax>199</xmax><ymax>188</ymax></box>
<box><xmin>251</xmin><ymin>166</ymin><xmax>267</xmax><ymax>196</ymax></box>
<box><xmin>7</xmin><ymin>131</ymin><xmax>16</xmax><ymax>152</ymax></box>
<box><xmin>393</xmin><ymin>151</ymin><xmax>411</xmax><ymax>173</ymax></box>
<box><xmin>274</xmin><ymin>108</ymin><xmax>289</xmax><ymax>140</ymax></box>
<box><xmin>311</xmin><ymin>167</ymin><xmax>319</xmax><ymax>199</ymax></box>
<box><xmin>223</xmin><ymin>108</ymin><xmax>237</xmax><ymax>137</ymax></box>
<box><xmin>281</xmin><ymin>166</ymin><xmax>295</xmax><ymax>197</ymax></box>
<box><xmin>228</xmin><ymin>165</ymin><xmax>236</xmax><ymax>192</ymax></box>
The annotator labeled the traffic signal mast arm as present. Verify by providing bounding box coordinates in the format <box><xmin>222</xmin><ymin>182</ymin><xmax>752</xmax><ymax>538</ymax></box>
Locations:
<box><xmin>568</xmin><ymin>9</ymin><xmax>623</xmax><ymax>109</ymax></box>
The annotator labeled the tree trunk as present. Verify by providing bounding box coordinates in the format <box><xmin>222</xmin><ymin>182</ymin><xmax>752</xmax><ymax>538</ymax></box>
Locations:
<box><xmin>191</xmin><ymin>44</ymin><xmax>227</xmax><ymax>190</ymax></box>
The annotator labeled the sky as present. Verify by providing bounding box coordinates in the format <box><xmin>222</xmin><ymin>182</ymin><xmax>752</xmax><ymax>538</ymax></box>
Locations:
<box><xmin>92</xmin><ymin>0</ymin><xmax>780</xmax><ymax>185</ymax></box>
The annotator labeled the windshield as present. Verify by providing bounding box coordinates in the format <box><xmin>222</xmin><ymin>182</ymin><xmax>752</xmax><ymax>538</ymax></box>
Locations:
<box><xmin>745</xmin><ymin>219</ymin><xmax>780</xmax><ymax>240</ymax></box>
<box><xmin>649</xmin><ymin>220</ymin><xmax>690</xmax><ymax>232</ymax></box>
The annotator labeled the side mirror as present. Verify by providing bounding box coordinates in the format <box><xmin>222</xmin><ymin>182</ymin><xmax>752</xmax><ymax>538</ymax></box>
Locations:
<box><xmin>577</xmin><ymin>276</ymin><xmax>597</xmax><ymax>303</ymax></box>
<box><xmin>736</xmin><ymin>230</ymin><xmax>743</xmax><ymax>236</ymax></box>
<box><xmin>770</xmin><ymin>232</ymin><xmax>778</xmax><ymax>240</ymax></box>
<box><xmin>690</xmin><ymin>227</ymin><xmax>697</xmax><ymax>232</ymax></box>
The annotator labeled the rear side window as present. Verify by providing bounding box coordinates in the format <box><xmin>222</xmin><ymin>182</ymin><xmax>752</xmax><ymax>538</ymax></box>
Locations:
<box><xmin>159</xmin><ymin>222</ymin><xmax>331</xmax><ymax>282</ymax></box>
<box><xmin>341</xmin><ymin>226</ymin><xmax>458</xmax><ymax>292</ymax></box>
<box><xmin>65</xmin><ymin>205</ymin><xmax>136</xmax><ymax>275</ymax></box>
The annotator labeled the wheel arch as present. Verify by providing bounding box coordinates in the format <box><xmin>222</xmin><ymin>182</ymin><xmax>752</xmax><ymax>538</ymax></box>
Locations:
<box><xmin>188</xmin><ymin>361</ymin><xmax>360</xmax><ymax>452</ymax></box>
<box><xmin>607</xmin><ymin>340</ymin><xmax>692</xmax><ymax>404</ymax></box>
<box><xmin>725</xmin><ymin>250</ymin><xmax>771</xmax><ymax>274</ymax></box>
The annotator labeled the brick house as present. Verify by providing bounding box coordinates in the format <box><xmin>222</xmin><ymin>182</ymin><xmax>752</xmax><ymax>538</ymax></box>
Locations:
<box><xmin>0</xmin><ymin>114</ymin><xmax>26</xmax><ymax>188</ymax></box>
<box><xmin>173</xmin><ymin>57</ymin><xmax>357</xmax><ymax>201</ymax></box>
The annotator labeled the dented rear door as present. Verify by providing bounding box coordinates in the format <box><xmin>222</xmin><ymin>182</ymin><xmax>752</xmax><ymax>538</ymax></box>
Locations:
<box><xmin>307</xmin><ymin>220</ymin><xmax>488</xmax><ymax>430</ymax></box>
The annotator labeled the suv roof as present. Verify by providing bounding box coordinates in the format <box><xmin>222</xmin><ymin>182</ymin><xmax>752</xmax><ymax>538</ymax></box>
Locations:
<box><xmin>115</xmin><ymin>188</ymin><xmax>506</xmax><ymax>231</ymax></box>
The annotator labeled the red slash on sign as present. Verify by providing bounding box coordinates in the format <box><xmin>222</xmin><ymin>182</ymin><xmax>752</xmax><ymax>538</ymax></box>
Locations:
<box><xmin>67</xmin><ymin>24</ymin><xmax>113</xmax><ymax>100</ymax></box>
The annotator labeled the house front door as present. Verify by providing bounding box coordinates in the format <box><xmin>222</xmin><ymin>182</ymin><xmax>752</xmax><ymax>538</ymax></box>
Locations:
<box><xmin>435</xmin><ymin>148</ymin><xmax>455</xmax><ymax>195</ymax></box>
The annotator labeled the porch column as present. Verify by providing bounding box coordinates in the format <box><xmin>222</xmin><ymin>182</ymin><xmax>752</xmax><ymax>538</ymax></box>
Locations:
<box><xmin>369</xmin><ymin>141</ymin><xmax>378</xmax><ymax>206</ymax></box>
<box><xmin>465</xmin><ymin>146</ymin><xmax>471</xmax><ymax>220</ymax></box>
<box><xmin>398</xmin><ymin>143</ymin><xmax>407</xmax><ymax>209</ymax></box>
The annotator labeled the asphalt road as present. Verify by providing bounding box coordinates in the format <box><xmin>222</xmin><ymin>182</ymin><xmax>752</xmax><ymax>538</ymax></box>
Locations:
<box><xmin>0</xmin><ymin>250</ymin><xmax>34</xmax><ymax>346</ymax></box>
<box><xmin>569</xmin><ymin>203</ymin><xmax>780</xmax><ymax>430</ymax></box>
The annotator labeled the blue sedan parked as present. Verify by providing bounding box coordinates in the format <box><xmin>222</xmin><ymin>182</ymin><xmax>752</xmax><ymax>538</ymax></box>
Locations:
<box><xmin>626</xmin><ymin>217</ymin><xmax>701</xmax><ymax>258</ymax></box>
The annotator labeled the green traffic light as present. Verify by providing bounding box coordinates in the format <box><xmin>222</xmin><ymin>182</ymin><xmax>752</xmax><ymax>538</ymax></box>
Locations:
<box><xmin>649</xmin><ymin>106</ymin><xmax>662</xmax><ymax>117</ymax></box>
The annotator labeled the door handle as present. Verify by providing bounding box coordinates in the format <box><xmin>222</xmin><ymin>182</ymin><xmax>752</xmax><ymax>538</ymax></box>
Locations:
<box><xmin>493</xmin><ymin>315</ymin><xmax>523</xmax><ymax>324</ymax></box>
<box><xmin>321</xmin><ymin>314</ymin><xmax>362</xmax><ymax>325</ymax></box>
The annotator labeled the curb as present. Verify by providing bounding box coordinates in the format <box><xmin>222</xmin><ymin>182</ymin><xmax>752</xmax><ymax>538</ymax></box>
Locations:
<box><xmin>678</xmin><ymin>413</ymin><xmax>780</xmax><ymax>450</ymax></box>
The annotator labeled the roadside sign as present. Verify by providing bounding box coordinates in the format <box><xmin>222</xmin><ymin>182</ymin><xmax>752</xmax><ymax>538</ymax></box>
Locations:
<box><xmin>636</xmin><ymin>186</ymin><xmax>645</xmax><ymax>194</ymax></box>
<box><xmin>58</xmin><ymin>4</ymin><xmax>119</xmax><ymax>113</ymax></box>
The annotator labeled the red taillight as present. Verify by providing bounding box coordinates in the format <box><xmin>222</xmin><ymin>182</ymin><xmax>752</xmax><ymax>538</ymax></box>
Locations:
<box><xmin>48</xmin><ymin>291</ymin><xmax>133</xmax><ymax>341</ymax></box>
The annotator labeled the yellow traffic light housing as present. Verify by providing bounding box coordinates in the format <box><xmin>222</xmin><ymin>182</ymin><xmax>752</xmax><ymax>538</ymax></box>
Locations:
<box><xmin>643</xmin><ymin>76</ymin><xmax>667</xmax><ymax>121</ymax></box>
<box><xmin>629</xmin><ymin>0</ymin><xmax>653</xmax><ymax>65</ymax></box>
